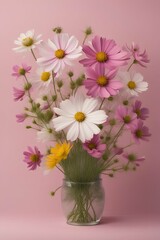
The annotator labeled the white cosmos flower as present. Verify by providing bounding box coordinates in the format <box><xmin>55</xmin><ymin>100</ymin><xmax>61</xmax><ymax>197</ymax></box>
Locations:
<box><xmin>34</xmin><ymin>68</ymin><xmax>53</xmax><ymax>93</ymax></box>
<box><xmin>13</xmin><ymin>29</ymin><xmax>42</xmax><ymax>53</ymax></box>
<box><xmin>52</xmin><ymin>92</ymin><xmax>108</xmax><ymax>142</ymax></box>
<box><xmin>119</xmin><ymin>71</ymin><xmax>148</xmax><ymax>96</ymax></box>
<box><xmin>37</xmin><ymin>125</ymin><xmax>55</xmax><ymax>143</ymax></box>
<box><xmin>37</xmin><ymin>33</ymin><xmax>82</xmax><ymax>73</ymax></box>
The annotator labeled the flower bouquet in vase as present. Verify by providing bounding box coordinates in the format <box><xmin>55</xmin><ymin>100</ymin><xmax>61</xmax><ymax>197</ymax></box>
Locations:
<box><xmin>12</xmin><ymin>27</ymin><xmax>151</xmax><ymax>225</ymax></box>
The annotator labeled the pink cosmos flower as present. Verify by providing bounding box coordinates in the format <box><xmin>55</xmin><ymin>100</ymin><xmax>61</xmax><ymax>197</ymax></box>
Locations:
<box><xmin>16</xmin><ymin>113</ymin><xmax>27</xmax><ymax>123</ymax></box>
<box><xmin>123</xmin><ymin>152</ymin><xmax>145</xmax><ymax>167</ymax></box>
<box><xmin>116</xmin><ymin>105</ymin><xmax>137</xmax><ymax>129</ymax></box>
<box><xmin>13</xmin><ymin>87</ymin><xmax>25</xmax><ymax>101</ymax></box>
<box><xmin>132</xmin><ymin>100</ymin><xmax>149</xmax><ymax>120</ymax></box>
<box><xmin>79</xmin><ymin>36</ymin><xmax>129</xmax><ymax>69</ymax></box>
<box><xmin>131</xmin><ymin>120</ymin><xmax>151</xmax><ymax>143</ymax></box>
<box><xmin>12</xmin><ymin>63</ymin><xmax>31</xmax><ymax>79</ymax></box>
<box><xmin>84</xmin><ymin>65</ymin><xmax>123</xmax><ymax>98</ymax></box>
<box><xmin>125</xmin><ymin>42</ymin><xmax>149</xmax><ymax>67</ymax></box>
<box><xmin>23</xmin><ymin>146</ymin><xmax>43</xmax><ymax>170</ymax></box>
<box><xmin>37</xmin><ymin>33</ymin><xmax>82</xmax><ymax>73</ymax></box>
<box><xmin>83</xmin><ymin>134</ymin><xmax>106</xmax><ymax>158</ymax></box>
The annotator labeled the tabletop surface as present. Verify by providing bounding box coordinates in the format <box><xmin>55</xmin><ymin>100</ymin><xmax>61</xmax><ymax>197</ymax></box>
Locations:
<box><xmin>0</xmin><ymin>215</ymin><xmax>160</xmax><ymax>240</ymax></box>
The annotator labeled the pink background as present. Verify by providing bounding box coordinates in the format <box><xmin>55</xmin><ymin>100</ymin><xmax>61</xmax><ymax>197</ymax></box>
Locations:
<box><xmin>0</xmin><ymin>0</ymin><xmax>160</xmax><ymax>238</ymax></box>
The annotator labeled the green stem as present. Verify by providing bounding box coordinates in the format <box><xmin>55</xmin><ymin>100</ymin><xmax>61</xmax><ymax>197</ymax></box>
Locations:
<box><xmin>31</xmin><ymin>48</ymin><xmax>37</xmax><ymax>61</ymax></box>
<box><xmin>52</xmin><ymin>71</ymin><xmax>57</xmax><ymax>106</ymax></box>
<box><xmin>59</xmin><ymin>88</ymin><xmax>64</xmax><ymax>100</ymax></box>
<box><xmin>56</xmin><ymin>165</ymin><xmax>64</xmax><ymax>174</ymax></box>
<box><xmin>108</xmin><ymin>124</ymin><xmax>125</xmax><ymax>149</ymax></box>
<box><xmin>127</xmin><ymin>61</ymin><xmax>134</xmax><ymax>71</ymax></box>
<box><xmin>99</xmin><ymin>98</ymin><xmax>105</xmax><ymax>109</ymax></box>
<box><xmin>82</xmin><ymin>35</ymin><xmax>87</xmax><ymax>45</ymax></box>
<box><xmin>24</xmin><ymin>75</ymin><xmax>33</xmax><ymax>106</ymax></box>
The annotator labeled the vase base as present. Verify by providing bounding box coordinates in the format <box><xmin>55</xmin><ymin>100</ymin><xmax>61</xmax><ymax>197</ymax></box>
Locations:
<box><xmin>67</xmin><ymin>219</ymin><xmax>100</xmax><ymax>226</ymax></box>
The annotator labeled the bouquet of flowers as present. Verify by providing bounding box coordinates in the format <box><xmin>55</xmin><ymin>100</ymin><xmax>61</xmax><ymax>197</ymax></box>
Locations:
<box><xmin>12</xmin><ymin>27</ymin><xmax>151</xmax><ymax>225</ymax></box>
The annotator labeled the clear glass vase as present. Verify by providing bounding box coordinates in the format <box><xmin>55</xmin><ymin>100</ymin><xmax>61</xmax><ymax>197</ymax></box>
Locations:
<box><xmin>61</xmin><ymin>179</ymin><xmax>105</xmax><ymax>226</ymax></box>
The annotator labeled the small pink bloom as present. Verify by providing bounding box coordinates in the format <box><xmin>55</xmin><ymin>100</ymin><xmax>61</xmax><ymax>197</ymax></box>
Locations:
<box><xmin>80</xmin><ymin>36</ymin><xmax>129</xmax><ymax>69</ymax></box>
<box><xmin>116</xmin><ymin>105</ymin><xmax>137</xmax><ymax>129</ymax></box>
<box><xmin>83</xmin><ymin>134</ymin><xmax>106</xmax><ymax>158</ymax></box>
<box><xmin>113</xmin><ymin>146</ymin><xmax>123</xmax><ymax>155</ymax></box>
<box><xmin>13</xmin><ymin>87</ymin><xmax>25</xmax><ymax>101</ymax></box>
<box><xmin>131</xmin><ymin>120</ymin><xmax>151</xmax><ymax>143</ymax></box>
<box><xmin>84</xmin><ymin>65</ymin><xmax>123</xmax><ymax>98</ymax></box>
<box><xmin>132</xmin><ymin>100</ymin><xmax>149</xmax><ymax>120</ymax></box>
<box><xmin>23</xmin><ymin>146</ymin><xmax>43</xmax><ymax>170</ymax></box>
<box><xmin>16</xmin><ymin>113</ymin><xmax>27</xmax><ymax>123</ymax></box>
<box><xmin>125</xmin><ymin>42</ymin><xmax>149</xmax><ymax>67</ymax></box>
<box><xmin>123</xmin><ymin>152</ymin><xmax>145</xmax><ymax>167</ymax></box>
<box><xmin>12</xmin><ymin>63</ymin><xmax>31</xmax><ymax>79</ymax></box>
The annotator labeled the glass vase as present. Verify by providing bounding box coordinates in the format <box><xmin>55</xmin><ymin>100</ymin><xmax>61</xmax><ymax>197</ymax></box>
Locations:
<box><xmin>61</xmin><ymin>179</ymin><xmax>105</xmax><ymax>226</ymax></box>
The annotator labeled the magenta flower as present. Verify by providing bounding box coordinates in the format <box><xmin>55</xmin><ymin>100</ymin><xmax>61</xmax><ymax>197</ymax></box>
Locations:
<box><xmin>12</xmin><ymin>63</ymin><xmax>31</xmax><ymax>79</ymax></box>
<box><xmin>13</xmin><ymin>87</ymin><xmax>25</xmax><ymax>101</ymax></box>
<box><xmin>80</xmin><ymin>36</ymin><xmax>129</xmax><ymax>69</ymax></box>
<box><xmin>83</xmin><ymin>134</ymin><xmax>106</xmax><ymax>158</ymax></box>
<box><xmin>16</xmin><ymin>113</ymin><xmax>27</xmax><ymax>123</ymax></box>
<box><xmin>132</xmin><ymin>100</ymin><xmax>149</xmax><ymax>120</ymax></box>
<box><xmin>125</xmin><ymin>42</ymin><xmax>149</xmax><ymax>67</ymax></box>
<box><xmin>84</xmin><ymin>65</ymin><xmax>123</xmax><ymax>98</ymax></box>
<box><xmin>23</xmin><ymin>146</ymin><xmax>43</xmax><ymax>170</ymax></box>
<box><xmin>131</xmin><ymin>120</ymin><xmax>151</xmax><ymax>143</ymax></box>
<box><xmin>116</xmin><ymin>105</ymin><xmax>137</xmax><ymax>129</ymax></box>
<box><xmin>123</xmin><ymin>152</ymin><xmax>145</xmax><ymax>167</ymax></box>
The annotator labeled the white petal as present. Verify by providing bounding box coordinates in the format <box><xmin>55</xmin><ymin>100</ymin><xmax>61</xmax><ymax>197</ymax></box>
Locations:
<box><xmin>65</xmin><ymin>35</ymin><xmax>78</xmax><ymax>52</ymax></box>
<box><xmin>52</xmin><ymin>116</ymin><xmax>74</xmax><ymax>131</ymax></box>
<box><xmin>26</xmin><ymin>30</ymin><xmax>34</xmax><ymax>37</ymax></box>
<box><xmin>82</xmin><ymin>98</ymin><xmax>99</xmax><ymax>114</ymax></box>
<box><xmin>48</xmin><ymin>39</ymin><xmax>58</xmax><ymax>51</ymax></box>
<box><xmin>136</xmin><ymin>81</ymin><xmax>148</xmax><ymax>90</ymax></box>
<box><xmin>54</xmin><ymin>107</ymin><xmax>74</xmax><ymax>117</ymax></box>
<box><xmin>59</xmin><ymin>33</ymin><xmax>69</xmax><ymax>49</ymax></box>
<box><xmin>67</xmin><ymin>122</ymin><xmax>79</xmax><ymax>141</ymax></box>
<box><xmin>13</xmin><ymin>46</ymin><xmax>27</xmax><ymax>52</ymax></box>
<box><xmin>118</xmin><ymin>71</ymin><xmax>130</xmax><ymax>82</ymax></box>
<box><xmin>78</xmin><ymin>123</ymin><xmax>86</xmax><ymax>142</ymax></box>
<box><xmin>66</xmin><ymin>53</ymin><xmax>82</xmax><ymax>59</ymax></box>
<box><xmin>59</xmin><ymin>99</ymin><xmax>76</xmax><ymax>115</ymax></box>
<box><xmin>71</xmin><ymin>91</ymin><xmax>85</xmax><ymax>112</ymax></box>
<box><xmin>19</xmin><ymin>33</ymin><xmax>26</xmax><ymax>39</ymax></box>
<box><xmin>87</xmin><ymin>110</ymin><xmax>107</xmax><ymax>124</ymax></box>
<box><xmin>85</xmin><ymin>121</ymin><xmax>100</xmax><ymax>135</ymax></box>
<box><xmin>53</xmin><ymin>34</ymin><xmax>60</xmax><ymax>49</ymax></box>
<box><xmin>80</xmin><ymin>122</ymin><xmax>94</xmax><ymax>141</ymax></box>
<box><xmin>133</xmin><ymin>73</ymin><xmax>143</xmax><ymax>83</ymax></box>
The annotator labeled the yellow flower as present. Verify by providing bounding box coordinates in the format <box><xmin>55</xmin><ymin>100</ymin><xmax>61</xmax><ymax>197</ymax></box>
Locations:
<box><xmin>45</xmin><ymin>142</ymin><xmax>72</xmax><ymax>169</ymax></box>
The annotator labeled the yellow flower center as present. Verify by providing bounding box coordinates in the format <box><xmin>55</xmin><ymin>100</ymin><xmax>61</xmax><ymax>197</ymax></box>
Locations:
<box><xmin>41</xmin><ymin>72</ymin><xmax>51</xmax><ymax>81</ymax></box>
<box><xmin>135</xmin><ymin>109</ymin><xmax>141</xmax><ymax>117</ymax></box>
<box><xmin>22</xmin><ymin>37</ymin><xmax>34</xmax><ymax>47</ymax></box>
<box><xmin>55</xmin><ymin>49</ymin><xmax>65</xmax><ymax>59</ymax></box>
<box><xmin>30</xmin><ymin>154</ymin><xmax>39</xmax><ymax>162</ymax></box>
<box><xmin>19</xmin><ymin>68</ymin><xmax>26</xmax><ymax>75</ymax></box>
<box><xmin>135</xmin><ymin>129</ymin><xmax>143</xmax><ymax>138</ymax></box>
<box><xmin>88</xmin><ymin>143</ymin><xmax>96</xmax><ymax>150</ymax></box>
<box><xmin>97</xmin><ymin>76</ymin><xmax>108</xmax><ymax>86</ymax></box>
<box><xmin>96</xmin><ymin>52</ymin><xmax>108</xmax><ymax>62</ymax></box>
<box><xmin>128</xmin><ymin>81</ymin><xmax>136</xmax><ymax>89</ymax></box>
<box><xmin>74</xmin><ymin>112</ymin><xmax>86</xmax><ymax>122</ymax></box>
<box><xmin>123</xmin><ymin>115</ymin><xmax>131</xmax><ymax>123</ymax></box>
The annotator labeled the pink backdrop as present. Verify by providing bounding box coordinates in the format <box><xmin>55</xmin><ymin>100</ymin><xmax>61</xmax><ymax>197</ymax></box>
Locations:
<box><xmin>0</xmin><ymin>0</ymin><xmax>160</xmax><ymax>224</ymax></box>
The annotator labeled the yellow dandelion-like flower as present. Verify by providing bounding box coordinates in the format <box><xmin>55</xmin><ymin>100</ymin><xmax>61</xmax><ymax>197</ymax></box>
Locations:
<box><xmin>46</xmin><ymin>142</ymin><xmax>72</xmax><ymax>169</ymax></box>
